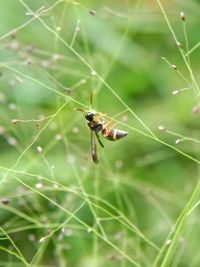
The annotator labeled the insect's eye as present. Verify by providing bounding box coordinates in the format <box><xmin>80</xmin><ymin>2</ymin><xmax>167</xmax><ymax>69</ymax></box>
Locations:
<box><xmin>85</xmin><ymin>112</ymin><xmax>94</xmax><ymax>121</ymax></box>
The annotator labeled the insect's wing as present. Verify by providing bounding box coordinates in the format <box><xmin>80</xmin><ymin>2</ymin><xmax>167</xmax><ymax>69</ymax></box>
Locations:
<box><xmin>91</xmin><ymin>130</ymin><xmax>99</xmax><ymax>164</ymax></box>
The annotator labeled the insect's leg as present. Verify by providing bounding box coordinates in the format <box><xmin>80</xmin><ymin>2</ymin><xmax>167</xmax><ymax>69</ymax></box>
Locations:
<box><xmin>95</xmin><ymin>132</ymin><xmax>104</xmax><ymax>148</ymax></box>
<box><xmin>95</xmin><ymin>113</ymin><xmax>107</xmax><ymax>120</ymax></box>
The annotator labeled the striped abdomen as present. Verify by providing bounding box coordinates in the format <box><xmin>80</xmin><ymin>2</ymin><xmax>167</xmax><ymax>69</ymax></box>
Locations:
<box><xmin>103</xmin><ymin>128</ymin><xmax>128</xmax><ymax>141</ymax></box>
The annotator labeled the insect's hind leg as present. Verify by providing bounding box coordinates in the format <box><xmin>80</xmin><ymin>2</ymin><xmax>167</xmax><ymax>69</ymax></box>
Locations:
<box><xmin>95</xmin><ymin>132</ymin><xmax>104</xmax><ymax>148</ymax></box>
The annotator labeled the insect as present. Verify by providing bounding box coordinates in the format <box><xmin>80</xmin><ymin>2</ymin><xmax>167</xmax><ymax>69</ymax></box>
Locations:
<box><xmin>75</xmin><ymin>94</ymin><xmax>128</xmax><ymax>164</ymax></box>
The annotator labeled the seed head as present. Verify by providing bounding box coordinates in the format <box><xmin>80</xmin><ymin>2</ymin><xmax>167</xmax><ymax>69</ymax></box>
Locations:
<box><xmin>158</xmin><ymin>125</ymin><xmax>165</xmax><ymax>131</ymax></box>
<box><xmin>72</xmin><ymin>127</ymin><xmax>79</xmax><ymax>134</ymax></box>
<box><xmin>24</xmin><ymin>45</ymin><xmax>35</xmax><ymax>52</ymax></box>
<box><xmin>56</xmin><ymin>27</ymin><xmax>61</xmax><ymax>32</ymax></box>
<box><xmin>64</xmin><ymin>87</ymin><xmax>72</xmax><ymax>94</ymax></box>
<box><xmin>8</xmin><ymin>103</ymin><xmax>17</xmax><ymax>110</ymax></box>
<box><xmin>11</xmin><ymin>118</ymin><xmax>19</xmax><ymax>124</ymax></box>
<box><xmin>39</xmin><ymin>236</ymin><xmax>48</xmax><ymax>243</ymax></box>
<box><xmin>10</xmin><ymin>31</ymin><xmax>17</xmax><ymax>39</ymax></box>
<box><xmin>26</xmin><ymin>57</ymin><xmax>33</xmax><ymax>65</ymax></box>
<box><xmin>175</xmin><ymin>139</ymin><xmax>181</xmax><ymax>144</ymax></box>
<box><xmin>35</xmin><ymin>183</ymin><xmax>43</xmax><ymax>189</ymax></box>
<box><xmin>91</xmin><ymin>70</ymin><xmax>96</xmax><ymax>76</ymax></box>
<box><xmin>37</xmin><ymin>146</ymin><xmax>43</xmax><ymax>153</ymax></box>
<box><xmin>180</xmin><ymin>11</ymin><xmax>186</xmax><ymax>21</ymax></box>
<box><xmin>171</xmin><ymin>64</ymin><xmax>177</xmax><ymax>70</ymax></box>
<box><xmin>172</xmin><ymin>90</ymin><xmax>180</xmax><ymax>95</ymax></box>
<box><xmin>1</xmin><ymin>198</ymin><xmax>10</xmax><ymax>205</ymax></box>
<box><xmin>28</xmin><ymin>234</ymin><xmax>36</xmax><ymax>241</ymax></box>
<box><xmin>36</xmin><ymin>123</ymin><xmax>40</xmax><ymax>129</ymax></box>
<box><xmin>80</xmin><ymin>79</ymin><xmax>86</xmax><ymax>84</ymax></box>
<box><xmin>5</xmin><ymin>41</ymin><xmax>20</xmax><ymax>50</ymax></box>
<box><xmin>166</xmin><ymin>239</ymin><xmax>172</xmax><ymax>245</ymax></box>
<box><xmin>89</xmin><ymin>10</ymin><xmax>96</xmax><ymax>16</ymax></box>
<box><xmin>177</xmin><ymin>41</ymin><xmax>182</xmax><ymax>49</ymax></box>
<box><xmin>52</xmin><ymin>54</ymin><xmax>60</xmax><ymax>61</ymax></box>
<box><xmin>8</xmin><ymin>137</ymin><xmax>17</xmax><ymax>146</ymax></box>
<box><xmin>55</xmin><ymin>134</ymin><xmax>62</xmax><ymax>140</ymax></box>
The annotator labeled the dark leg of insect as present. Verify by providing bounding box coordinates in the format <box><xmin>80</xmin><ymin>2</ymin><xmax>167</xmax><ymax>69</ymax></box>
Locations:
<box><xmin>95</xmin><ymin>132</ymin><xmax>104</xmax><ymax>148</ymax></box>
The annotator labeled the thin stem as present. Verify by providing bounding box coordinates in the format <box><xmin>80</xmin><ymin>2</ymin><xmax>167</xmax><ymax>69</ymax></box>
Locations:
<box><xmin>157</xmin><ymin>0</ymin><xmax>200</xmax><ymax>101</ymax></box>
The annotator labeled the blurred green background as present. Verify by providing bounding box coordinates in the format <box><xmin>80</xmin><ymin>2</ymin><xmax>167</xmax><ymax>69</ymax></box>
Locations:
<box><xmin>1</xmin><ymin>0</ymin><xmax>200</xmax><ymax>266</ymax></box>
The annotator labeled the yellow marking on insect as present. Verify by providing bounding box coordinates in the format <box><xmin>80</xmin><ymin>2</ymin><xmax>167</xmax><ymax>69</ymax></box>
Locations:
<box><xmin>113</xmin><ymin>129</ymin><xmax>117</xmax><ymax>140</ymax></box>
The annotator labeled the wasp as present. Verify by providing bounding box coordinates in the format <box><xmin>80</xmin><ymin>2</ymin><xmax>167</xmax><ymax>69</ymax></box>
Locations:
<box><xmin>75</xmin><ymin>94</ymin><xmax>128</xmax><ymax>163</ymax></box>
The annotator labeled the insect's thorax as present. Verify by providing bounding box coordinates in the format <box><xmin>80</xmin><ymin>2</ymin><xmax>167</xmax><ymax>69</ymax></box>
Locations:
<box><xmin>87</xmin><ymin>120</ymin><xmax>103</xmax><ymax>133</ymax></box>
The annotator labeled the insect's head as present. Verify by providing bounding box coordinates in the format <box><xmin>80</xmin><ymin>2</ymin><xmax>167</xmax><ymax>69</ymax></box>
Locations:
<box><xmin>85</xmin><ymin>111</ymin><xmax>95</xmax><ymax>122</ymax></box>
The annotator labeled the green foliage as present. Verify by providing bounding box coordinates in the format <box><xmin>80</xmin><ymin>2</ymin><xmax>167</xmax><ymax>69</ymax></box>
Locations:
<box><xmin>1</xmin><ymin>0</ymin><xmax>200</xmax><ymax>266</ymax></box>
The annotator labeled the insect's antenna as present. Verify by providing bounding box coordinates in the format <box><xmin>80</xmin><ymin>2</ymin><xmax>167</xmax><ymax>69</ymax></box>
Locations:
<box><xmin>74</xmin><ymin>108</ymin><xmax>86</xmax><ymax>113</ymax></box>
<box><xmin>90</xmin><ymin>91</ymin><xmax>95</xmax><ymax>109</ymax></box>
